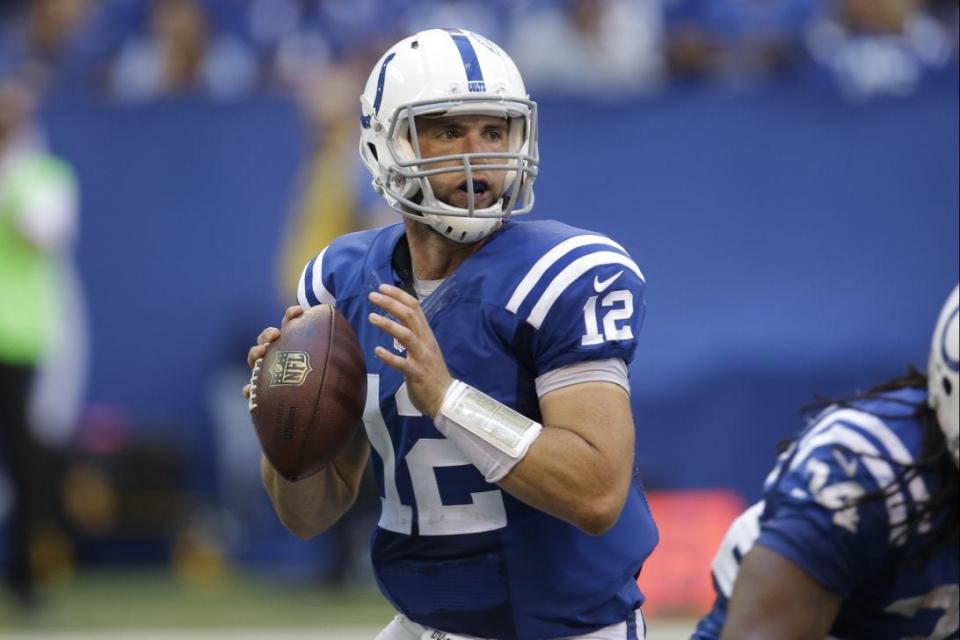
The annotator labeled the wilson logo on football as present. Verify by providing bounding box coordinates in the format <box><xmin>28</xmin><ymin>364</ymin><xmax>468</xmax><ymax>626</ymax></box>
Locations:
<box><xmin>269</xmin><ymin>351</ymin><xmax>313</xmax><ymax>387</ymax></box>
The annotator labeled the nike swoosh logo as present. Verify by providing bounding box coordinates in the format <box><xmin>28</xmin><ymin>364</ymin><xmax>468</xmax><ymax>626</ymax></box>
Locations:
<box><xmin>593</xmin><ymin>270</ymin><xmax>624</xmax><ymax>293</ymax></box>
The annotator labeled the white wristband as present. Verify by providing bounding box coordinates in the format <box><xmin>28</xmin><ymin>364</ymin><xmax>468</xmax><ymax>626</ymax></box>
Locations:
<box><xmin>433</xmin><ymin>380</ymin><xmax>543</xmax><ymax>483</ymax></box>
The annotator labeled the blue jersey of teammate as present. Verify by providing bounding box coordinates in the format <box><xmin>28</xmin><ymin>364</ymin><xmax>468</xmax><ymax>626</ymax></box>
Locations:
<box><xmin>694</xmin><ymin>387</ymin><xmax>960</xmax><ymax>640</ymax></box>
<box><xmin>297</xmin><ymin>219</ymin><xmax>658</xmax><ymax>640</ymax></box>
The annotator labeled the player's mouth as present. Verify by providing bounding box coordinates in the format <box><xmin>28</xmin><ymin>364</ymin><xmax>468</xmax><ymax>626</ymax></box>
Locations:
<box><xmin>458</xmin><ymin>179</ymin><xmax>489</xmax><ymax>196</ymax></box>
<box><xmin>457</xmin><ymin>179</ymin><xmax>493</xmax><ymax>207</ymax></box>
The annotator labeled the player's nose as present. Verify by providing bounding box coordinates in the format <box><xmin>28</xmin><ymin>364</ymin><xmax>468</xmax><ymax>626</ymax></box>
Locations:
<box><xmin>463</xmin><ymin>129</ymin><xmax>493</xmax><ymax>154</ymax></box>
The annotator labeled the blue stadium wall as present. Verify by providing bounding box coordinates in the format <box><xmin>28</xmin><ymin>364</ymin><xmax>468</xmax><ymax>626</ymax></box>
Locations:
<box><xmin>40</xmin><ymin>76</ymin><xmax>959</xmax><ymax>507</ymax></box>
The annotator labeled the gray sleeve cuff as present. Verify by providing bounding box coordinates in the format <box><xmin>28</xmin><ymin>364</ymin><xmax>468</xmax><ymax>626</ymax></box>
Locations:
<box><xmin>535</xmin><ymin>358</ymin><xmax>630</xmax><ymax>398</ymax></box>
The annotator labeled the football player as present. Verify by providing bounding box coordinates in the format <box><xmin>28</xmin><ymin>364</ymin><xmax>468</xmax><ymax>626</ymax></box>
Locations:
<box><xmin>693</xmin><ymin>285</ymin><xmax>959</xmax><ymax>639</ymax></box>
<box><xmin>244</xmin><ymin>29</ymin><xmax>658</xmax><ymax>640</ymax></box>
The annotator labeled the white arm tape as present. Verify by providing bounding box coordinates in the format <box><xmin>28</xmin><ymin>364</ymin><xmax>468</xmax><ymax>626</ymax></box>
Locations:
<box><xmin>433</xmin><ymin>379</ymin><xmax>543</xmax><ymax>483</ymax></box>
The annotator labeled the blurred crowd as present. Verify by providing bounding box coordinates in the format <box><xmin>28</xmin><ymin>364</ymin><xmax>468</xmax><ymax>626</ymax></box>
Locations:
<box><xmin>0</xmin><ymin>0</ymin><xmax>956</xmax><ymax>105</ymax></box>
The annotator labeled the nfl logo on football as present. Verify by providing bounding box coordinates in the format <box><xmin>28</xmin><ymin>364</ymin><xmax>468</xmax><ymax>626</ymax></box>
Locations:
<box><xmin>269</xmin><ymin>351</ymin><xmax>313</xmax><ymax>386</ymax></box>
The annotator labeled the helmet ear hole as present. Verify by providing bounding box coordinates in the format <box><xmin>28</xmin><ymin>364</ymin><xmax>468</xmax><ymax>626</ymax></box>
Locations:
<box><xmin>367</xmin><ymin>143</ymin><xmax>378</xmax><ymax>162</ymax></box>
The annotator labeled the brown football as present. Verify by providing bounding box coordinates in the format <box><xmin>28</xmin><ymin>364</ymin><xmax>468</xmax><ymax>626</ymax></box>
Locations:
<box><xmin>248</xmin><ymin>305</ymin><xmax>366</xmax><ymax>481</ymax></box>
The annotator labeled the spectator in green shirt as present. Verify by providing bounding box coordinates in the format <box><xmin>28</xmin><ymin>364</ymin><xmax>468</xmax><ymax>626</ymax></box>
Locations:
<box><xmin>0</xmin><ymin>75</ymin><xmax>77</xmax><ymax>610</ymax></box>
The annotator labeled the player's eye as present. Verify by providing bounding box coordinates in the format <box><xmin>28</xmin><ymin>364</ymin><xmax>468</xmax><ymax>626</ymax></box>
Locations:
<box><xmin>435</xmin><ymin>127</ymin><xmax>458</xmax><ymax>140</ymax></box>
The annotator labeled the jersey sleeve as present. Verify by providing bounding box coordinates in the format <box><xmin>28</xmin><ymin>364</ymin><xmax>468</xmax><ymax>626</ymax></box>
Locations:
<box><xmin>296</xmin><ymin>246</ymin><xmax>336</xmax><ymax>308</ymax></box>
<box><xmin>526</xmin><ymin>256</ymin><xmax>646</xmax><ymax>375</ymax></box>
<box><xmin>295</xmin><ymin>231</ymin><xmax>373</xmax><ymax>308</ymax></box>
<box><xmin>755</xmin><ymin>411</ymin><xmax>920</xmax><ymax>596</ymax></box>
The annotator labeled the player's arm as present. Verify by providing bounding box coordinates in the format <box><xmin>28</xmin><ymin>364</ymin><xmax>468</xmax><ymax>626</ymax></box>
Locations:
<box><xmin>14</xmin><ymin>161</ymin><xmax>78</xmax><ymax>251</ymax></box>
<box><xmin>259</xmin><ymin>429</ymin><xmax>369</xmax><ymax>539</ymax></box>
<box><xmin>497</xmin><ymin>381</ymin><xmax>634</xmax><ymax>535</ymax></box>
<box><xmin>720</xmin><ymin>545</ymin><xmax>841</xmax><ymax>640</ymax></box>
<box><xmin>716</xmin><ymin>412</ymin><xmax>902</xmax><ymax>639</ymax></box>
<box><xmin>244</xmin><ymin>305</ymin><xmax>369</xmax><ymax>539</ymax></box>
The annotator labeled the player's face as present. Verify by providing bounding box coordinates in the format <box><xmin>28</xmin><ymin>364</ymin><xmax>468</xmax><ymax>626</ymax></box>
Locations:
<box><xmin>414</xmin><ymin>115</ymin><xmax>510</xmax><ymax>210</ymax></box>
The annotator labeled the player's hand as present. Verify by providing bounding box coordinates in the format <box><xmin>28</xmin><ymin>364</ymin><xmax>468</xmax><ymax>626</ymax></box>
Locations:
<box><xmin>242</xmin><ymin>306</ymin><xmax>304</xmax><ymax>399</ymax></box>
<box><xmin>367</xmin><ymin>284</ymin><xmax>453</xmax><ymax>417</ymax></box>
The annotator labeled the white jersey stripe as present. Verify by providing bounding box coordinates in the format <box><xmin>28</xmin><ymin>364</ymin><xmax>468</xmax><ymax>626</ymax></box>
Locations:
<box><xmin>789</xmin><ymin>421</ymin><xmax>919</xmax><ymax>544</ymax></box>
<box><xmin>831</xmin><ymin>409</ymin><xmax>932</xmax><ymax>533</ymax></box>
<box><xmin>825</xmin><ymin>409</ymin><xmax>916</xmax><ymax>464</ymax></box>
<box><xmin>296</xmin><ymin>261</ymin><xmax>310</xmax><ymax>308</ymax></box>
<box><xmin>309</xmin><ymin>246</ymin><xmax>336</xmax><ymax>307</ymax></box>
<box><xmin>793</xmin><ymin>426</ymin><xmax>906</xmax><ymax>542</ymax></box>
<box><xmin>801</xmin><ymin>408</ymin><xmax>914</xmax><ymax>463</ymax></box>
<box><xmin>526</xmin><ymin>251</ymin><xmax>644</xmax><ymax>329</ymax></box>
<box><xmin>711</xmin><ymin>501</ymin><xmax>764</xmax><ymax>597</ymax></box>
<box><xmin>802</xmin><ymin>409</ymin><xmax>930</xmax><ymax>513</ymax></box>
<box><xmin>505</xmin><ymin>234</ymin><xmax>626</xmax><ymax>313</ymax></box>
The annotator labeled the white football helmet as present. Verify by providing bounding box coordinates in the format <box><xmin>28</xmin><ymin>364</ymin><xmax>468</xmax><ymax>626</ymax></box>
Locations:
<box><xmin>359</xmin><ymin>28</ymin><xmax>539</xmax><ymax>243</ymax></box>
<box><xmin>928</xmin><ymin>284</ymin><xmax>959</xmax><ymax>468</ymax></box>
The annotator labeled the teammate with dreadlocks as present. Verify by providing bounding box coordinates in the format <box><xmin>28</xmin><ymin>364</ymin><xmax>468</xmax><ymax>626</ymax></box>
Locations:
<box><xmin>693</xmin><ymin>285</ymin><xmax>959</xmax><ymax>640</ymax></box>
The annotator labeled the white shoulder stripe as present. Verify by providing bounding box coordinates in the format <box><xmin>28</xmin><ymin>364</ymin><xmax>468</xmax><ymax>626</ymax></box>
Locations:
<box><xmin>297</xmin><ymin>247</ymin><xmax>336</xmax><ymax>308</ymax></box>
<box><xmin>296</xmin><ymin>262</ymin><xmax>310</xmax><ymax>308</ymax></box>
<box><xmin>817</xmin><ymin>408</ymin><xmax>916</xmax><ymax>464</ymax></box>
<box><xmin>792</xmin><ymin>425</ymin><xmax>908</xmax><ymax>543</ymax></box>
<box><xmin>825</xmin><ymin>409</ymin><xmax>930</xmax><ymax>534</ymax></box>
<box><xmin>526</xmin><ymin>251</ymin><xmax>644</xmax><ymax>329</ymax></box>
<box><xmin>506</xmin><ymin>234</ymin><xmax>626</xmax><ymax>313</ymax></box>
<box><xmin>310</xmin><ymin>246</ymin><xmax>336</xmax><ymax>307</ymax></box>
<box><xmin>790</xmin><ymin>409</ymin><xmax>930</xmax><ymax>543</ymax></box>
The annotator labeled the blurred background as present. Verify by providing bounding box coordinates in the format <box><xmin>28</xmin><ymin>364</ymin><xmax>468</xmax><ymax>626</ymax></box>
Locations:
<box><xmin>0</xmin><ymin>0</ymin><xmax>956</xmax><ymax>636</ymax></box>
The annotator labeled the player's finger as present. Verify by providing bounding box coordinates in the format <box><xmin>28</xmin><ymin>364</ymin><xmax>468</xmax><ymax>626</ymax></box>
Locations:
<box><xmin>281</xmin><ymin>305</ymin><xmax>304</xmax><ymax>327</ymax></box>
<box><xmin>373</xmin><ymin>345</ymin><xmax>408</xmax><ymax>372</ymax></box>
<box><xmin>247</xmin><ymin>343</ymin><xmax>267</xmax><ymax>369</ymax></box>
<box><xmin>257</xmin><ymin>326</ymin><xmax>280</xmax><ymax>346</ymax></box>
<box><xmin>242</xmin><ymin>383</ymin><xmax>251</xmax><ymax>399</ymax></box>
<box><xmin>376</xmin><ymin>285</ymin><xmax>427</xmax><ymax>322</ymax></box>
<box><xmin>378</xmin><ymin>283</ymin><xmax>421</xmax><ymax>309</ymax></box>
<box><xmin>368</xmin><ymin>291</ymin><xmax>422</xmax><ymax>329</ymax></box>
<box><xmin>368</xmin><ymin>312</ymin><xmax>416</xmax><ymax>346</ymax></box>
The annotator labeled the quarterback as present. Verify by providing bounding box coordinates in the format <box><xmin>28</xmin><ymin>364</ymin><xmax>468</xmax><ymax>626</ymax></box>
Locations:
<box><xmin>244</xmin><ymin>29</ymin><xmax>658</xmax><ymax>640</ymax></box>
<box><xmin>693</xmin><ymin>285</ymin><xmax>960</xmax><ymax>639</ymax></box>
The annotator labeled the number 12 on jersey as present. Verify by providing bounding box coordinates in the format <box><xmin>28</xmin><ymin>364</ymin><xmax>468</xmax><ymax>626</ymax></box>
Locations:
<box><xmin>362</xmin><ymin>374</ymin><xmax>508</xmax><ymax>536</ymax></box>
<box><xmin>582</xmin><ymin>289</ymin><xmax>634</xmax><ymax>346</ymax></box>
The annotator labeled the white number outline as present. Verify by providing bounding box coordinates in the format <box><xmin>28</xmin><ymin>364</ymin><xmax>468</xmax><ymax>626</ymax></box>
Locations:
<box><xmin>805</xmin><ymin>457</ymin><xmax>865</xmax><ymax>534</ymax></box>
<box><xmin>362</xmin><ymin>375</ymin><xmax>507</xmax><ymax>536</ymax></box>
<box><xmin>581</xmin><ymin>289</ymin><xmax>634</xmax><ymax>345</ymax></box>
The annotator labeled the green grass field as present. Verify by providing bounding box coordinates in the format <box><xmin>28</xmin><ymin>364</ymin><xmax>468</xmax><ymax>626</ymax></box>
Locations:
<box><xmin>0</xmin><ymin>569</ymin><xmax>696</xmax><ymax>639</ymax></box>
<box><xmin>0</xmin><ymin>569</ymin><xmax>393</xmax><ymax>632</ymax></box>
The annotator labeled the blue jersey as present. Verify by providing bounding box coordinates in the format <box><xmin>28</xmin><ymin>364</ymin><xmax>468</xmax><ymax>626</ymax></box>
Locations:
<box><xmin>694</xmin><ymin>388</ymin><xmax>960</xmax><ymax>640</ymax></box>
<box><xmin>298</xmin><ymin>220</ymin><xmax>658</xmax><ymax>640</ymax></box>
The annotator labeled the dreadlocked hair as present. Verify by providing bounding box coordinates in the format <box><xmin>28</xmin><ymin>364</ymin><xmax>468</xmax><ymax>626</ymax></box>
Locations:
<box><xmin>800</xmin><ymin>366</ymin><xmax>959</xmax><ymax>563</ymax></box>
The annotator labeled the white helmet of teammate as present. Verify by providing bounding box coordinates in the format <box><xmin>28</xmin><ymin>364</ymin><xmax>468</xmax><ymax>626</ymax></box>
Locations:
<box><xmin>359</xmin><ymin>28</ymin><xmax>539</xmax><ymax>244</ymax></box>
<box><xmin>928</xmin><ymin>284</ymin><xmax>959</xmax><ymax>468</ymax></box>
